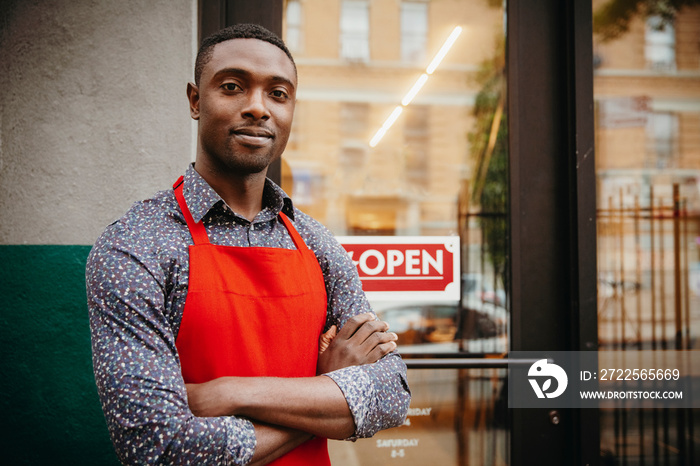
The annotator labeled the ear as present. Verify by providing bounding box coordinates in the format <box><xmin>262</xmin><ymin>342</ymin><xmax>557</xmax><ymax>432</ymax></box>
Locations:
<box><xmin>186</xmin><ymin>82</ymin><xmax>200</xmax><ymax>120</ymax></box>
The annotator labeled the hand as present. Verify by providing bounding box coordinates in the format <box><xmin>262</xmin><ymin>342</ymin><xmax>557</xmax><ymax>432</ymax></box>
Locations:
<box><xmin>316</xmin><ymin>312</ymin><xmax>398</xmax><ymax>375</ymax></box>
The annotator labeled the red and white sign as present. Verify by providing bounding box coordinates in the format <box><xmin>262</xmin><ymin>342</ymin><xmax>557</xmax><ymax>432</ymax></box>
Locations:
<box><xmin>336</xmin><ymin>236</ymin><xmax>460</xmax><ymax>301</ymax></box>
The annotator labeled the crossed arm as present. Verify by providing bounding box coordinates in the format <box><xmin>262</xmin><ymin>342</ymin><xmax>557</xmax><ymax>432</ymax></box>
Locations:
<box><xmin>88</xmin><ymin>220</ymin><xmax>410</xmax><ymax>465</ymax></box>
<box><xmin>185</xmin><ymin>313</ymin><xmax>399</xmax><ymax>465</ymax></box>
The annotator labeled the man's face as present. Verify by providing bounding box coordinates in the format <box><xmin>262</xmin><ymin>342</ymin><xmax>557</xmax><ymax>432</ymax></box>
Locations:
<box><xmin>188</xmin><ymin>38</ymin><xmax>296</xmax><ymax>176</ymax></box>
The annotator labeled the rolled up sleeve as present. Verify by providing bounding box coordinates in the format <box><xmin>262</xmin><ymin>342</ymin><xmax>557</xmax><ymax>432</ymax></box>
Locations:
<box><xmin>324</xmin><ymin>352</ymin><xmax>410</xmax><ymax>439</ymax></box>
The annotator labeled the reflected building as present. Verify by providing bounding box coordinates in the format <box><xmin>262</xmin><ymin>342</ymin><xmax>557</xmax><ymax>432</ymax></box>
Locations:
<box><xmin>593</xmin><ymin>3</ymin><xmax>700</xmax><ymax>464</ymax></box>
<box><xmin>278</xmin><ymin>1</ymin><xmax>700</xmax><ymax>465</ymax></box>
<box><xmin>281</xmin><ymin>2</ymin><xmax>510</xmax><ymax>465</ymax></box>
<box><xmin>593</xmin><ymin>1</ymin><xmax>700</xmax><ymax>351</ymax></box>
<box><xmin>282</xmin><ymin>0</ymin><xmax>504</xmax><ymax>237</ymax></box>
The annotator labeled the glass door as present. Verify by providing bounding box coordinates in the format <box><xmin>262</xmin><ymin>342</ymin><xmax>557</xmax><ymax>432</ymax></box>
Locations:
<box><xmin>283</xmin><ymin>1</ymin><xmax>509</xmax><ymax>464</ymax></box>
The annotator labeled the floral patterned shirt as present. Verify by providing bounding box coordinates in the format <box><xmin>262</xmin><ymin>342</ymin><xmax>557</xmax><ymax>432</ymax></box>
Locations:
<box><xmin>86</xmin><ymin>165</ymin><xmax>410</xmax><ymax>465</ymax></box>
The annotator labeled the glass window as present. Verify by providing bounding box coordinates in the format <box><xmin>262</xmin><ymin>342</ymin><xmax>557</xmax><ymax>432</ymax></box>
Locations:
<box><xmin>646</xmin><ymin>112</ymin><xmax>678</xmax><ymax>168</ymax></box>
<box><xmin>285</xmin><ymin>0</ymin><xmax>303</xmax><ymax>53</ymax></box>
<box><xmin>593</xmin><ymin>1</ymin><xmax>700</xmax><ymax>463</ymax></box>
<box><xmin>403</xmin><ymin>105</ymin><xmax>429</xmax><ymax>188</ymax></box>
<box><xmin>340</xmin><ymin>0</ymin><xmax>370</xmax><ymax>62</ymax></box>
<box><xmin>593</xmin><ymin>3</ymin><xmax>700</xmax><ymax>351</ymax></box>
<box><xmin>286</xmin><ymin>0</ymin><xmax>508</xmax><ymax>352</ymax></box>
<box><xmin>340</xmin><ymin>102</ymin><xmax>370</xmax><ymax>140</ymax></box>
<box><xmin>285</xmin><ymin>1</ymin><xmax>509</xmax><ymax>464</ymax></box>
<box><xmin>401</xmin><ymin>1</ymin><xmax>428</xmax><ymax>63</ymax></box>
<box><xmin>645</xmin><ymin>15</ymin><xmax>676</xmax><ymax>71</ymax></box>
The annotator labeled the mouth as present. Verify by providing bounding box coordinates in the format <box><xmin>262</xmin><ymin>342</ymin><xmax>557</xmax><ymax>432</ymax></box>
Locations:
<box><xmin>230</xmin><ymin>126</ymin><xmax>274</xmax><ymax>147</ymax></box>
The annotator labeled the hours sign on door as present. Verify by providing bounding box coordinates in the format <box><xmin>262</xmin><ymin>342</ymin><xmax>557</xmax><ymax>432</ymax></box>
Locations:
<box><xmin>336</xmin><ymin>236</ymin><xmax>460</xmax><ymax>301</ymax></box>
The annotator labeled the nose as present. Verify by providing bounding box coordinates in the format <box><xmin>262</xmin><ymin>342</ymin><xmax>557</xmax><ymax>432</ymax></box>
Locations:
<box><xmin>241</xmin><ymin>89</ymin><xmax>270</xmax><ymax>121</ymax></box>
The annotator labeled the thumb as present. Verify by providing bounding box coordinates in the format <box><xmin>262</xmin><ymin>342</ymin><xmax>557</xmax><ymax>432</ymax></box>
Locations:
<box><xmin>318</xmin><ymin>325</ymin><xmax>337</xmax><ymax>354</ymax></box>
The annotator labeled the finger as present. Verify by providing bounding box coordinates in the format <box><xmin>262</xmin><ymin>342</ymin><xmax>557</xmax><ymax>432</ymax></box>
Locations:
<box><xmin>318</xmin><ymin>325</ymin><xmax>337</xmax><ymax>354</ymax></box>
<box><xmin>335</xmin><ymin>312</ymin><xmax>377</xmax><ymax>340</ymax></box>
<box><xmin>347</xmin><ymin>319</ymin><xmax>390</xmax><ymax>346</ymax></box>
<box><xmin>364</xmin><ymin>340</ymin><xmax>399</xmax><ymax>364</ymax></box>
<box><xmin>359</xmin><ymin>329</ymin><xmax>397</xmax><ymax>352</ymax></box>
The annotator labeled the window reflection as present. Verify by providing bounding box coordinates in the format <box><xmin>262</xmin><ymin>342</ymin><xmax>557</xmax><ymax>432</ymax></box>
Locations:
<box><xmin>593</xmin><ymin>0</ymin><xmax>700</xmax><ymax>463</ymax></box>
<box><xmin>284</xmin><ymin>1</ymin><xmax>508</xmax><ymax>464</ymax></box>
<box><xmin>403</xmin><ymin>105</ymin><xmax>430</xmax><ymax>189</ymax></box>
<box><xmin>285</xmin><ymin>0</ymin><xmax>303</xmax><ymax>53</ymax></box>
<box><xmin>283</xmin><ymin>0</ymin><xmax>507</xmax><ymax>353</ymax></box>
<box><xmin>645</xmin><ymin>15</ymin><xmax>676</xmax><ymax>71</ymax></box>
<box><xmin>401</xmin><ymin>1</ymin><xmax>429</xmax><ymax>63</ymax></box>
<box><xmin>593</xmin><ymin>0</ymin><xmax>700</xmax><ymax>353</ymax></box>
<box><xmin>646</xmin><ymin>112</ymin><xmax>678</xmax><ymax>168</ymax></box>
<box><xmin>340</xmin><ymin>0</ymin><xmax>370</xmax><ymax>62</ymax></box>
<box><xmin>330</xmin><ymin>368</ymin><xmax>508</xmax><ymax>465</ymax></box>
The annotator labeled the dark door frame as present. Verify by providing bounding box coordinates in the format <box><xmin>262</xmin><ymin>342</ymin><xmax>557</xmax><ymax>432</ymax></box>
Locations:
<box><xmin>508</xmin><ymin>0</ymin><xmax>598</xmax><ymax>465</ymax></box>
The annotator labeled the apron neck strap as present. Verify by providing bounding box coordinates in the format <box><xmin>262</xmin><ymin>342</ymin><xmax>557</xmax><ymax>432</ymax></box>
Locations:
<box><xmin>174</xmin><ymin>176</ymin><xmax>308</xmax><ymax>250</ymax></box>
<box><xmin>173</xmin><ymin>176</ymin><xmax>210</xmax><ymax>245</ymax></box>
<box><xmin>278</xmin><ymin>212</ymin><xmax>308</xmax><ymax>252</ymax></box>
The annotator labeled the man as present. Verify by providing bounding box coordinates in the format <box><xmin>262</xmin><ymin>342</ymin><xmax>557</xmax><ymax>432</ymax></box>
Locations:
<box><xmin>87</xmin><ymin>23</ymin><xmax>411</xmax><ymax>465</ymax></box>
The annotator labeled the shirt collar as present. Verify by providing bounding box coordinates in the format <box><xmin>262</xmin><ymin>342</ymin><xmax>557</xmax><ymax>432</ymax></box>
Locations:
<box><xmin>182</xmin><ymin>164</ymin><xmax>295</xmax><ymax>224</ymax></box>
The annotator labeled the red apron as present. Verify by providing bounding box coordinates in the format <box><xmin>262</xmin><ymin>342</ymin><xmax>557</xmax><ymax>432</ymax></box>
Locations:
<box><xmin>173</xmin><ymin>177</ymin><xmax>331</xmax><ymax>465</ymax></box>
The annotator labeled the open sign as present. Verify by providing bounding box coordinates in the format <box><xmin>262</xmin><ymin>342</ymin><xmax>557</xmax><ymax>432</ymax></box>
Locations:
<box><xmin>336</xmin><ymin>236</ymin><xmax>460</xmax><ymax>301</ymax></box>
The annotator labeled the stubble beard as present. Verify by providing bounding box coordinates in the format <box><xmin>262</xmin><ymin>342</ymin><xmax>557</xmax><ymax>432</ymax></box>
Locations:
<box><xmin>223</xmin><ymin>145</ymin><xmax>274</xmax><ymax>176</ymax></box>
<box><xmin>207</xmin><ymin>137</ymin><xmax>279</xmax><ymax>178</ymax></box>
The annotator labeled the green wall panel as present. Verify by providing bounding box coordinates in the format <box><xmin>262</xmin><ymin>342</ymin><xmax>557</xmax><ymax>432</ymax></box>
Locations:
<box><xmin>0</xmin><ymin>245</ymin><xmax>119</xmax><ymax>465</ymax></box>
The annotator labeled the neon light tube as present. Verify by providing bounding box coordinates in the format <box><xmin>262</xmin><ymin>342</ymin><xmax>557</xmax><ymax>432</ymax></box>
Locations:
<box><xmin>426</xmin><ymin>26</ymin><xmax>462</xmax><ymax>75</ymax></box>
<box><xmin>401</xmin><ymin>74</ymin><xmax>429</xmax><ymax>106</ymax></box>
<box><xmin>369</xmin><ymin>106</ymin><xmax>404</xmax><ymax>147</ymax></box>
<box><xmin>368</xmin><ymin>26</ymin><xmax>462</xmax><ymax>147</ymax></box>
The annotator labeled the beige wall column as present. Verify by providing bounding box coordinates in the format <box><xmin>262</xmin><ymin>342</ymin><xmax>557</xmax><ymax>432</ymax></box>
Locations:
<box><xmin>0</xmin><ymin>0</ymin><xmax>197</xmax><ymax>245</ymax></box>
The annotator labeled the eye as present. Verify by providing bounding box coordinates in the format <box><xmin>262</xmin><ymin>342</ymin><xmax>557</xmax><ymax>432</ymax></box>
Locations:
<box><xmin>270</xmin><ymin>89</ymin><xmax>289</xmax><ymax>100</ymax></box>
<box><xmin>221</xmin><ymin>82</ymin><xmax>241</xmax><ymax>92</ymax></box>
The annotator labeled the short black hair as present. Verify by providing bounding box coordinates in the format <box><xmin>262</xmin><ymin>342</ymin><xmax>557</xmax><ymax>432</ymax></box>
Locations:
<box><xmin>194</xmin><ymin>23</ymin><xmax>296</xmax><ymax>86</ymax></box>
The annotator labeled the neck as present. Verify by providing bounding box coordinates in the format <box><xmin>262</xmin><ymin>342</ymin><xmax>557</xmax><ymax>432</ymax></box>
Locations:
<box><xmin>193</xmin><ymin>161</ymin><xmax>268</xmax><ymax>222</ymax></box>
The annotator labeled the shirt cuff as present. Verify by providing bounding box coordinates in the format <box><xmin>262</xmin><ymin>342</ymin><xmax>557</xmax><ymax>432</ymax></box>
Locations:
<box><xmin>224</xmin><ymin>417</ymin><xmax>256</xmax><ymax>465</ymax></box>
<box><xmin>324</xmin><ymin>365</ymin><xmax>373</xmax><ymax>440</ymax></box>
